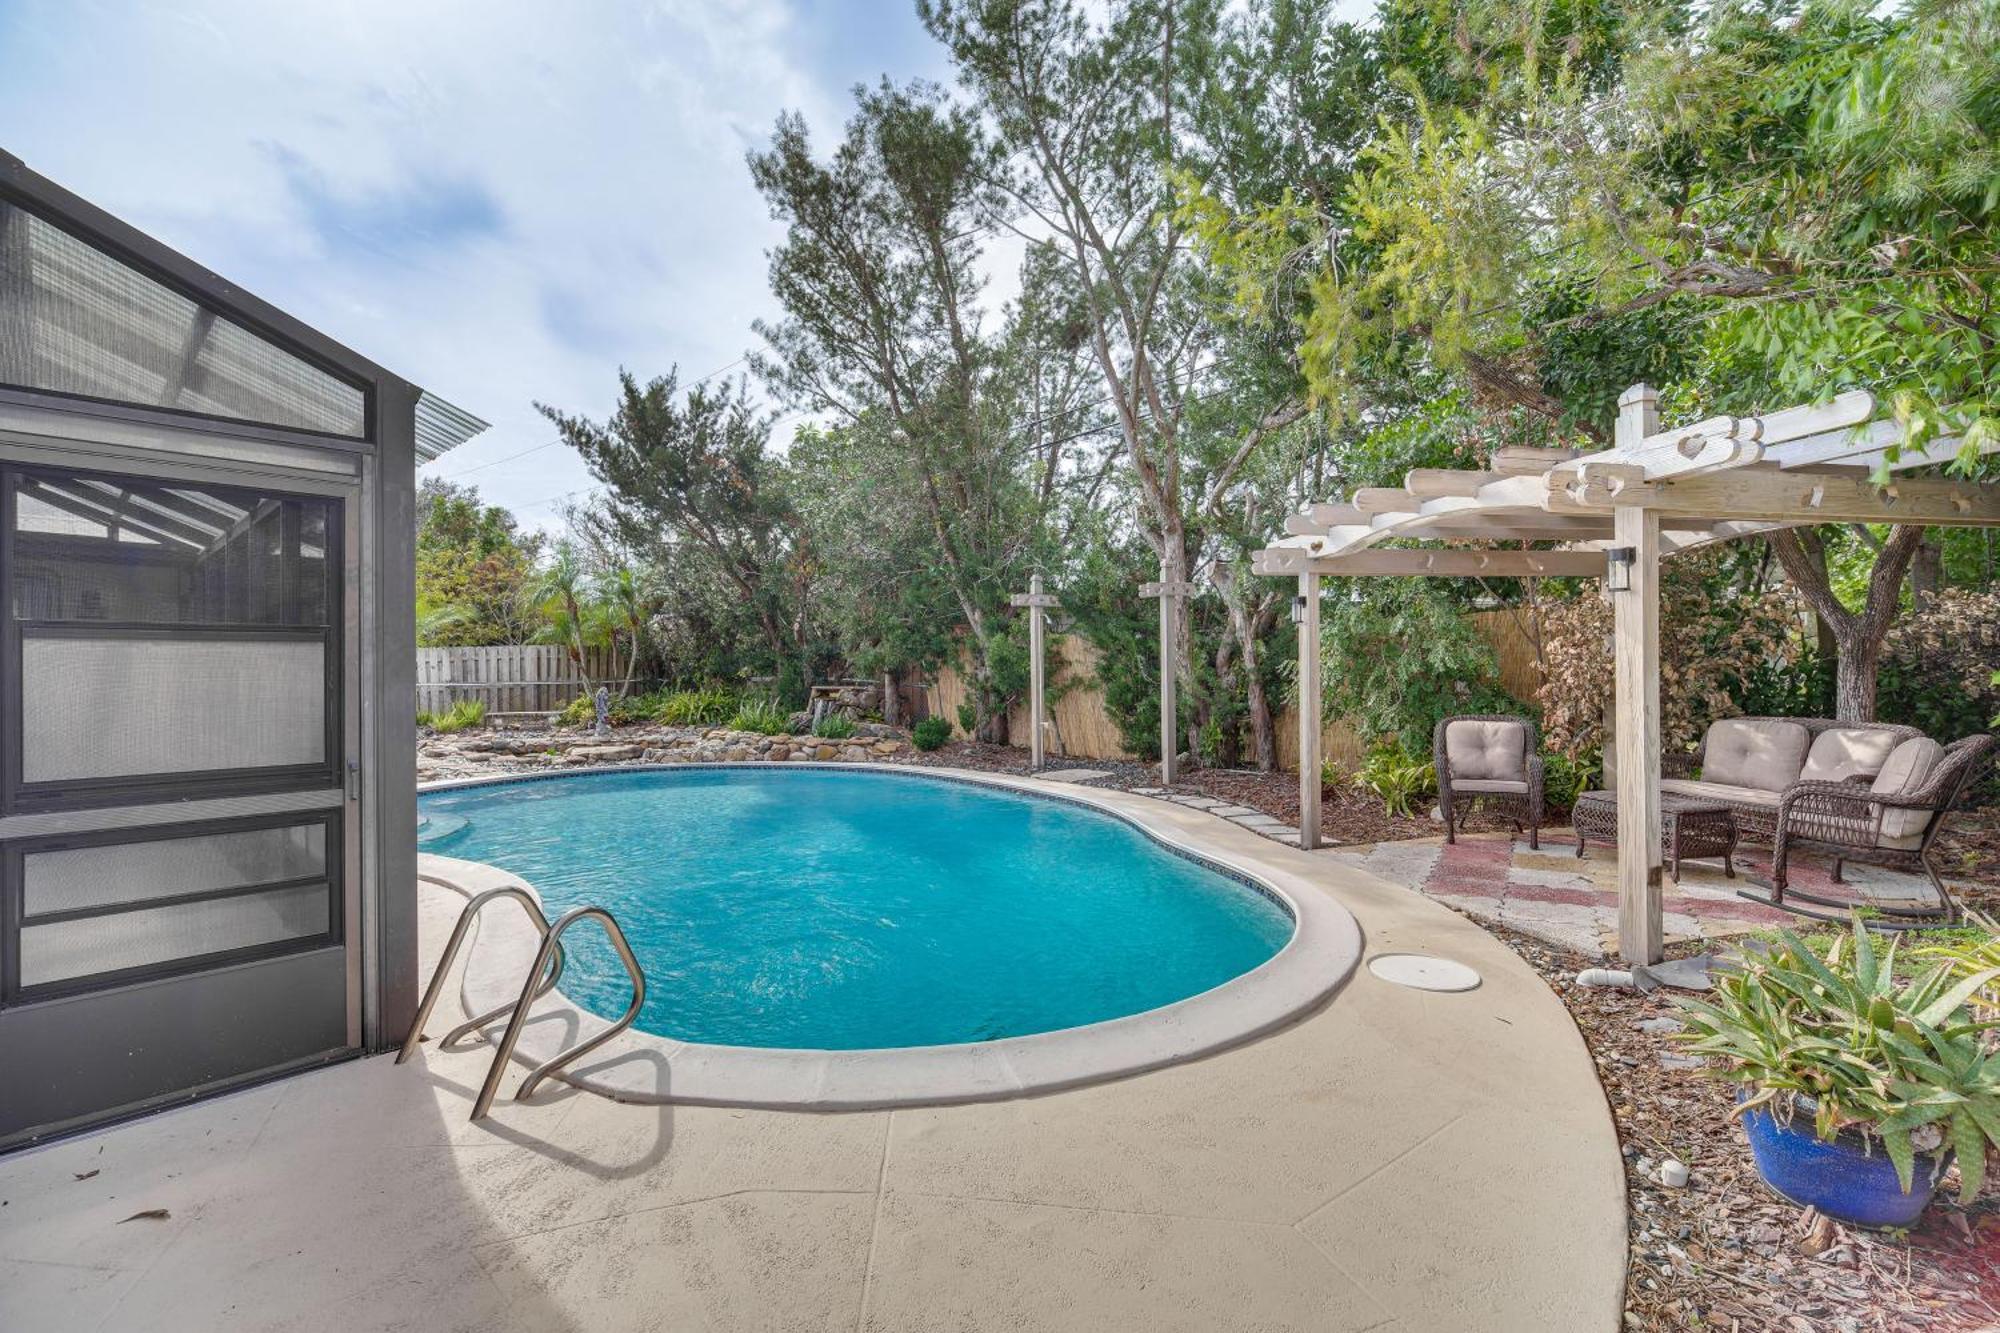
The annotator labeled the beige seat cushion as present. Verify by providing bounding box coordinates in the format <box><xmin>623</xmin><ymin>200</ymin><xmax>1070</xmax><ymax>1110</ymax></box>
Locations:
<box><xmin>1800</xmin><ymin>727</ymin><xmax>1903</xmax><ymax>785</ymax></box>
<box><xmin>1451</xmin><ymin>778</ymin><xmax>1529</xmax><ymax>795</ymax></box>
<box><xmin>1658</xmin><ymin>778</ymin><xmax>1780</xmax><ymax>810</ymax></box>
<box><xmin>1871</xmin><ymin>737</ymin><xmax>1943</xmax><ymax>850</ymax></box>
<box><xmin>1444</xmin><ymin>720</ymin><xmax>1527</xmax><ymax>783</ymax></box>
<box><xmin>1702</xmin><ymin>719</ymin><xmax>1809</xmax><ymax>793</ymax></box>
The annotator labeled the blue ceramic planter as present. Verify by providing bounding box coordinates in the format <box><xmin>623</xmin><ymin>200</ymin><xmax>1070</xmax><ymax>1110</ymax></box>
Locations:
<box><xmin>1740</xmin><ymin>1100</ymin><xmax>1950</xmax><ymax>1229</ymax></box>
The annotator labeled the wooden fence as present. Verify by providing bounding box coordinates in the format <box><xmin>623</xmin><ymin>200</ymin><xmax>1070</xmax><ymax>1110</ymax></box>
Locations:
<box><xmin>416</xmin><ymin>644</ymin><xmax>617</xmax><ymax>716</ymax></box>
<box><xmin>925</xmin><ymin>608</ymin><xmax>1545</xmax><ymax>771</ymax></box>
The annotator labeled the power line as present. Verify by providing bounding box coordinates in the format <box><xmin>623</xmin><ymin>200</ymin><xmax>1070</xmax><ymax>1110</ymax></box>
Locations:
<box><xmin>427</xmin><ymin>438</ymin><xmax>565</xmax><ymax>481</ymax></box>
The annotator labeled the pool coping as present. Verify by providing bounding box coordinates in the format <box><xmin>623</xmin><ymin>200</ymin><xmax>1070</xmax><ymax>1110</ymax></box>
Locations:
<box><xmin>414</xmin><ymin>763</ymin><xmax>1363</xmax><ymax>1110</ymax></box>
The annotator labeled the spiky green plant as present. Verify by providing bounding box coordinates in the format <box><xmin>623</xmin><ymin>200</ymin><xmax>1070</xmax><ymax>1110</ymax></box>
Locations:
<box><xmin>1352</xmin><ymin>747</ymin><xmax>1435</xmax><ymax>819</ymax></box>
<box><xmin>811</xmin><ymin>712</ymin><xmax>858</xmax><ymax>740</ymax></box>
<box><xmin>728</xmin><ymin>698</ymin><xmax>790</xmax><ymax>735</ymax></box>
<box><xmin>1676</xmin><ymin>916</ymin><xmax>2000</xmax><ymax>1202</ymax></box>
<box><xmin>419</xmin><ymin>698</ymin><xmax>488</xmax><ymax>734</ymax></box>
<box><xmin>654</xmin><ymin>688</ymin><xmax>737</xmax><ymax>726</ymax></box>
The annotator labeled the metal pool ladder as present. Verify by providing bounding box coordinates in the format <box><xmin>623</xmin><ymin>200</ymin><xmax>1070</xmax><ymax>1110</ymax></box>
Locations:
<box><xmin>397</xmin><ymin>885</ymin><xmax>648</xmax><ymax>1121</ymax></box>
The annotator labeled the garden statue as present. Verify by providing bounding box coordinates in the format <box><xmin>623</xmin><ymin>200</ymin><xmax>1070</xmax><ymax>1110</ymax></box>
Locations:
<box><xmin>592</xmin><ymin>686</ymin><xmax>611</xmax><ymax>739</ymax></box>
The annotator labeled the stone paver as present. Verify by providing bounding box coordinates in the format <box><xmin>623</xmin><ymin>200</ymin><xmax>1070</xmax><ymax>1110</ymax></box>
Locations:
<box><xmin>1337</xmin><ymin>827</ymin><xmax>1961</xmax><ymax>957</ymax></box>
<box><xmin>1030</xmin><ymin>768</ymin><xmax>1115</xmax><ymax>785</ymax></box>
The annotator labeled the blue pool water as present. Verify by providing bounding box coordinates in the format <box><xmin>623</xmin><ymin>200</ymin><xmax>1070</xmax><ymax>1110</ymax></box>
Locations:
<box><xmin>418</xmin><ymin>768</ymin><xmax>1291</xmax><ymax>1049</ymax></box>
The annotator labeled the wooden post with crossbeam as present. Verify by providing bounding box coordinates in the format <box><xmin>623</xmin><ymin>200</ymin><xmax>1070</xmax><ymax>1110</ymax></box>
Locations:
<box><xmin>1296</xmin><ymin>571</ymin><xmax>1322</xmax><ymax>850</ymax></box>
<box><xmin>1611</xmin><ymin>384</ymin><xmax>1665</xmax><ymax>965</ymax></box>
<box><xmin>1139</xmin><ymin>565</ymin><xmax>1195</xmax><ymax>785</ymax></box>
<box><xmin>1008</xmin><ymin>572</ymin><xmax>1059</xmax><ymax>770</ymax></box>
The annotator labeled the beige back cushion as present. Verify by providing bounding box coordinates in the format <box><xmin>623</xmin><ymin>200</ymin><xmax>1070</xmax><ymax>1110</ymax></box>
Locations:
<box><xmin>1445</xmin><ymin>719</ymin><xmax>1527</xmax><ymax>783</ymax></box>
<box><xmin>1702</xmin><ymin>719</ymin><xmax>1810</xmax><ymax>793</ymax></box>
<box><xmin>1800</xmin><ymin>727</ymin><xmax>1903</xmax><ymax>785</ymax></box>
<box><xmin>1871</xmin><ymin>737</ymin><xmax>1943</xmax><ymax>848</ymax></box>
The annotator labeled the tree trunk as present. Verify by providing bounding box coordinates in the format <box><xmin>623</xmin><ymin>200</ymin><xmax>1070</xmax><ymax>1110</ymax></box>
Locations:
<box><xmin>620</xmin><ymin>629</ymin><xmax>640</xmax><ymax>698</ymax></box>
<box><xmin>1908</xmin><ymin>533</ymin><xmax>1942</xmax><ymax>611</ymax></box>
<box><xmin>1769</xmin><ymin>525</ymin><xmax>1926</xmax><ymax>722</ymax></box>
<box><xmin>881</xmin><ymin>667</ymin><xmax>902</xmax><ymax>727</ymax></box>
<box><xmin>1211</xmin><ymin>636</ymin><xmax>1241</xmax><ymax>768</ymax></box>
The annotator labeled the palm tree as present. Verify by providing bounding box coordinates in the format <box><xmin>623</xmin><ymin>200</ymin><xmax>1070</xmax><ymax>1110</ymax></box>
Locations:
<box><xmin>595</xmin><ymin>564</ymin><xmax>659</xmax><ymax>697</ymax></box>
<box><xmin>414</xmin><ymin>599</ymin><xmax>472</xmax><ymax>647</ymax></box>
<box><xmin>528</xmin><ymin>543</ymin><xmax>597</xmax><ymax>691</ymax></box>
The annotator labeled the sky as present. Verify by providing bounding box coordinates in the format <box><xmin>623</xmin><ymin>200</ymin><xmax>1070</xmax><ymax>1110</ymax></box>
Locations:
<box><xmin>0</xmin><ymin>0</ymin><xmax>953</xmax><ymax>529</ymax></box>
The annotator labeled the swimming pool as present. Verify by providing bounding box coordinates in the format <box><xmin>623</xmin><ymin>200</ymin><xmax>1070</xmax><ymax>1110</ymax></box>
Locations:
<box><xmin>419</xmin><ymin>767</ymin><xmax>1292</xmax><ymax>1050</ymax></box>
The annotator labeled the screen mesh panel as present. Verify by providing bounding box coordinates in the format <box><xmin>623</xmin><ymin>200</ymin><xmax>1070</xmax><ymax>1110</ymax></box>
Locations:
<box><xmin>10</xmin><ymin>474</ymin><xmax>333</xmax><ymax>628</ymax></box>
<box><xmin>22</xmin><ymin>637</ymin><xmax>325</xmax><ymax>781</ymax></box>
<box><xmin>0</xmin><ymin>200</ymin><xmax>366</xmax><ymax>437</ymax></box>
<box><xmin>23</xmin><ymin>823</ymin><xmax>326</xmax><ymax>916</ymax></box>
<box><xmin>19</xmin><ymin>882</ymin><xmax>330</xmax><ymax>987</ymax></box>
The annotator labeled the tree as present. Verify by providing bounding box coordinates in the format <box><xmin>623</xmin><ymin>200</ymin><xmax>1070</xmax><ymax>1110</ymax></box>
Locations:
<box><xmin>527</xmin><ymin>541</ymin><xmax>602</xmax><ymax>691</ymax></box>
<box><xmin>1182</xmin><ymin>0</ymin><xmax>2000</xmax><ymax>720</ymax></box>
<box><xmin>923</xmin><ymin>0</ymin><xmax>1241</xmax><ymax>762</ymax></box>
<box><xmin>413</xmin><ymin>479</ymin><xmax>544</xmax><ymax>646</ymax></box>
<box><xmin>750</xmin><ymin>81</ymin><xmax>1071</xmax><ymax>739</ymax></box>
<box><xmin>595</xmin><ymin>563</ymin><xmax>661</xmax><ymax>697</ymax></box>
<box><xmin>538</xmin><ymin>371</ymin><xmax>818</xmax><ymax>703</ymax></box>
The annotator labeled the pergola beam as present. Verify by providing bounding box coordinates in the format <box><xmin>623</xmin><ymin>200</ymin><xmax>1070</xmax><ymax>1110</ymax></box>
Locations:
<box><xmin>1547</xmin><ymin>468</ymin><xmax>2000</xmax><ymax>525</ymax></box>
<box><xmin>1252</xmin><ymin>548</ymin><xmax>1607</xmax><ymax>578</ymax></box>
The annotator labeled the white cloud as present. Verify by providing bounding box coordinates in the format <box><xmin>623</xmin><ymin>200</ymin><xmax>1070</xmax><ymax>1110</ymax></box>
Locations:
<box><xmin>0</xmin><ymin>0</ymin><xmax>940</xmax><ymax>528</ymax></box>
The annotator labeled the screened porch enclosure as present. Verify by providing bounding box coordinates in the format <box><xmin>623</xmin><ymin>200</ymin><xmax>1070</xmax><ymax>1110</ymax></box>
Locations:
<box><xmin>0</xmin><ymin>147</ymin><xmax>483</xmax><ymax>1151</ymax></box>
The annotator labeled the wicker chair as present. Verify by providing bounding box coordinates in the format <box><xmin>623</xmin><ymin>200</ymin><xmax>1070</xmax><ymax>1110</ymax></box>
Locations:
<box><xmin>1743</xmin><ymin>732</ymin><xmax>1995</xmax><ymax>927</ymax></box>
<box><xmin>1435</xmin><ymin>714</ymin><xmax>1545</xmax><ymax>849</ymax></box>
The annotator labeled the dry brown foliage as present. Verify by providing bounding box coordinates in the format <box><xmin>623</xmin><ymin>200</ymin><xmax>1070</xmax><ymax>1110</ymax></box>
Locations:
<box><xmin>1537</xmin><ymin>550</ymin><xmax>1805</xmax><ymax>763</ymax></box>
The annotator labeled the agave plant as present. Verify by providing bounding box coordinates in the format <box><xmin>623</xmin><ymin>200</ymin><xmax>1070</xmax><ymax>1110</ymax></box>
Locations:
<box><xmin>1675</xmin><ymin>916</ymin><xmax>2000</xmax><ymax>1202</ymax></box>
<box><xmin>1921</xmin><ymin>914</ymin><xmax>2000</xmax><ymax>1026</ymax></box>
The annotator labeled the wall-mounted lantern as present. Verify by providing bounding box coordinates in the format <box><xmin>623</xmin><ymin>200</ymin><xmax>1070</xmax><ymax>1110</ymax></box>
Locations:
<box><xmin>1606</xmin><ymin>546</ymin><xmax>1635</xmax><ymax>592</ymax></box>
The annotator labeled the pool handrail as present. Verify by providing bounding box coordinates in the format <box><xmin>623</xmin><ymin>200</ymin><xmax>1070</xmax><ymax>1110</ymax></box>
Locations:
<box><xmin>470</xmin><ymin>905</ymin><xmax>648</xmax><ymax>1120</ymax></box>
<box><xmin>397</xmin><ymin>884</ymin><xmax>566</xmax><ymax>1066</ymax></box>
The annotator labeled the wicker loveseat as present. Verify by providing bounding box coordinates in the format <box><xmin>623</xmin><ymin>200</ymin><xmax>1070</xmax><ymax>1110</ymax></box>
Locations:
<box><xmin>1659</xmin><ymin>717</ymin><xmax>1923</xmax><ymax>846</ymax></box>
<box><xmin>1435</xmin><ymin>714</ymin><xmax>1545</xmax><ymax>849</ymax></box>
<box><xmin>1756</xmin><ymin>732</ymin><xmax>1996</xmax><ymax>925</ymax></box>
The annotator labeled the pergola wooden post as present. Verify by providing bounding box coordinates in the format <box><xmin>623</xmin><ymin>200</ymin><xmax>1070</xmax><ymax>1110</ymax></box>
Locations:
<box><xmin>1009</xmin><ymin>573</ymin><xmax>1059</xmax><ymax>770</ymax></box>
<box><xmin>1611</xmin><ymin>385</ymin><xmax>1664</xmax><ymax>963</ymax></box>
<box><xmin>1248</xmin><ymin>381</ymin><xmax>2000</xmax><ymax>968</ymax></box>
<box><xmin>1140</xmin><ymin>564</ymin><xmax>1194</xmax><ymax>785</ymax></box>
<box><xmin>1296</xmin><ymin>572</ymin><xmax>1323</xmax><ymax>850</ymax></box>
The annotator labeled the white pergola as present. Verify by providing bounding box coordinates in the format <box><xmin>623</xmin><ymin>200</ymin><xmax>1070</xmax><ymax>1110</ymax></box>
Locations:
<box><xmin>1256</xmin><ymin>384</ymin><xmax>2000</xmax><ymax>963</ymax></box>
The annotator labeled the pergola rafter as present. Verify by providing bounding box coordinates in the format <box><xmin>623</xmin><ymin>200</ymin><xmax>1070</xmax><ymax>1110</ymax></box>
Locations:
<box><xmin>1255</xmin><ymin>384</ymin><xmax>2000</xmax><ymax>964</ymax></box>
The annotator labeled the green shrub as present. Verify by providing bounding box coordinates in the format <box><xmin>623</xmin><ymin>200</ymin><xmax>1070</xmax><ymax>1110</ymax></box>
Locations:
<box><xmin>1352</xmin><ymin>746</ymin><xmax>1435</xmax><ymax>818</ymax></box>
<box><xmin>912</xmin><ymin>716</ymin><xmax>952</xmax><ymax>751</ymax></box>
<box><xmin>655</xmin><ymin>687</ymin><xmax>737</xmax><ymax>726</ymax></box>
<box><xmin>811</xmin><ymin>712</ymin><xmax>858</xmax><ymax>740</ymax></box>
<box><xmin>728</xmin><ymin>698</ymin><xmax>790</xmax><ymax>735</ymax></box>
<box><xmin>1676</xmin><ymin>915</ymin><xmax>2000</xmax><ymax>1202</ymax></box>
<box><xmin>1318</xmin><ymin>580</ymin><xmax>1513</xmax><ymax>757</ymax></box>
<box><xmin>1541</xmin><ymin>748</ymin><xmax>1601</xmax><ymax>810</ymax></box>
<box><xmin>420</xmin><ymin>698</ymin><xmax>488</xmax><ymax>734</ymax></box>
<box><xmin>955</xmin><ymin>701</ymin><xmax>978</xmax><ymax>736</ymax></box>
<box><xmin>556</xmin><ymin>694</ymin><xmax>594</xmax><ymax>727</ymax></box>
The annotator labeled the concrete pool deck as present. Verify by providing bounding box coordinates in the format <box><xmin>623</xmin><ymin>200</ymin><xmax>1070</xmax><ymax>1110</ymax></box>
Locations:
<box><xmin>0</xmin><ymin>776</ymin><xmax>1626</xmax><ymax>1332</ymax></box>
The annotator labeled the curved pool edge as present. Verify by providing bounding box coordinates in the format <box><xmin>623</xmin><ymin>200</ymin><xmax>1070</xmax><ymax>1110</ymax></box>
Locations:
<box><xmin>415</xmin><ymin>762</ymin><xmax>1363</xmax><ymax>1110</ymax></box>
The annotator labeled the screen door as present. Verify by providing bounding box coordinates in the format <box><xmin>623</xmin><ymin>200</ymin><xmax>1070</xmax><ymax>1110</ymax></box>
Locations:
<box><xmin>0</xmin><ymin>460</ymin><xmax>358</xmax><ymax>1148</ymax></box>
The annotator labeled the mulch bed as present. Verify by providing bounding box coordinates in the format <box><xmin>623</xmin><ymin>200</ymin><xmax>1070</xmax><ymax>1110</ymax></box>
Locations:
<box><xmin>905</xmin><ymin>741</ymin><xmax>1531</xmax><ymax>843</ymax></box>
<box><xmin>912</xmin><ymin>740</ymin><xmax>2000</xmax><ymax>1330</ymax></box>
<box><xmin>1497</xmin><ymin>926</ymin><xmax>2000</xmax><ymax>1333</ymax></box>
